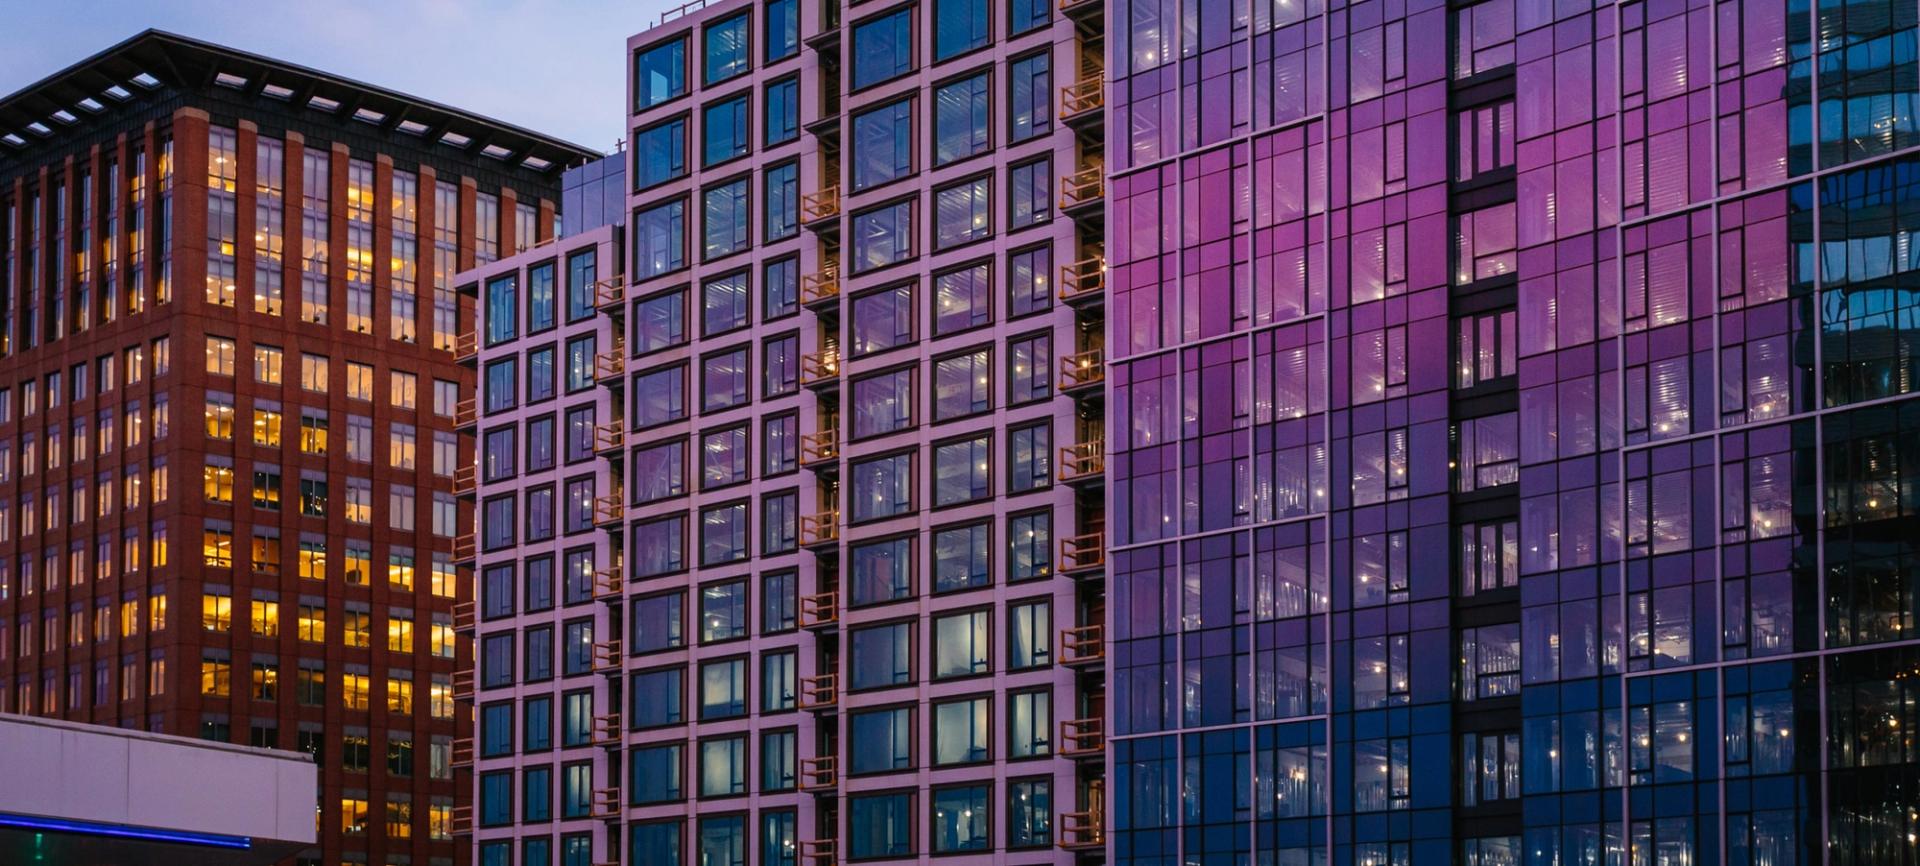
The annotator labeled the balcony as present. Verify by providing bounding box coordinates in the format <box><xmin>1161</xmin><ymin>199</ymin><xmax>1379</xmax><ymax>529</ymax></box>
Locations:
<box><xmin>1060</xmin><ymin>349</ymin><xmax>1105</xmax><ymax>395</ymax></box>
<box><xmin>592</xmin><ymin>639</ymin><xmax>624</xmax><ymax>674</ymax></box>
<box><xmin>800</xmin><ymin>591</ymin><xmax>838</xmax><ymax>630</ymax></box>
<box><xmin>452</xmin><ymin>600</ymin><xmax>476</xmax><ymax>635</ymax></box>
<box><xmin>591</xmin><ymin>566</ymin><xmax>623</xmax><ymax>602</ymax></box>
<box><xmin>800</xmin><ymin>673</ymin><xmax>837</xmax><ymax>710</ymax></box>
<box><xmin>800</xmin><ymin>267</ymin><xmax>840</xmax><ymax>310</ymax></box>
<box><xmin>1059</xmin><ymin>166</ymin><xmax>1105</xmax><ymax>221</ymax></box>
<box><xmin>1062</xmin><ymin>624</ymin><xmax>1105</xmax><ymax>668</ymax></box>
<box><xmin>452</xmin><ymin>669</ymin><xmax>476</xmax><ymax>703</ymax></box>
<box><xmin>799</xmin><ymin>839</ymin><xmax>836</xmax><ymax>866</ymax></box>
<box><xmin>451</xmin><ymin>736</ymin><xmax>474</xmax><ymax>767</ymax></box>
<box><xmin>593</xmin><ymin>342</ymin><xmax>626</xmax><ymax>383</ymax></box>
<box><xmin>1060</xmin><ymin>74</ymin><xmax>1104</xmax><ymax>132</ymax></box>
<box><xmin>799</xmin><ymin>511</ymin><xmax>839</xmax><ymax>548</ymax></box>
<box><xmin>800</xmin><ymin>350</ymin><xmax>840</xmax><ymax>390</ymax></box>
<box><xmin>593</xmin><ymin>276</ymin><xmax>625</xmax><ymax>312</ymax></box>
<box><xmin>454</xmin><ymin>396</ymin><xmax>478</xmax><ymax>432</ymax></box>
<box><xmin>801</xmin><ymin>186</ymin><xmax>841</xmax><ymax>230</ymax></box>
<box><xmin>594</xmin><ymin>494</ymin><xmax>625</xmax><ymax>528</ymax></box>
<box><xmin>453</xmin><ymin>464</ymin><xmax>477</xmax><ymax>499</ymax></box>
<box><xmin>1059</xmin><ymin>0</ymin><xmax>1102</xmax><ymax>29</ymax></box>
<box><xmin>452</xmin><ymin>535</ymin><xmax>477</xmax><ymax>566</ymax></box>
<box><xmin>799</xmin><ymin>429</ymin><xmax>838</xmax><ymax>469</ymax></box>
<box><xmin>450</xmin><ymin>805</ymin><xmax>473</xmax><ymax>836</ymax></box>
<box><xmin>1060</xmin><ymin>531</ymin><xmax>1106</xmax><ymax>575</ymax></box>
<box><xmin>800</xmin><ymin>755</ymin><xmax>837</xmax><ymax>791</ymax></box>
<box><xmin>1059</xmin><ymin>439</ymin><xmax>1105</xmax><ymax>487</ymax></box>
<box><xmin>1060</xmin><ymin>717</ymin><xmax>1106</xmax><ymax>759</ymax></box>
<box><xmin>594</xmin><ymin>422</ymin><xmax>625</xmax><ymax>456</ymax></box>
<box><xmin>591</xmin><ymin>787</ymin><xmax>621</xmax><ymax>819</ymax></box>
<box><xmin>592</xmin><ymin>712</ymin><xmax>623</xmax><ymax>746</ymax></box>
<box><xmin>454</xmin><ymin>330</ymin><xmax>478</xmax><ymax>365</ymax></box>
<box><xmin>1059</xmin><ymin>255</ymin><xmax>1105</xmax><ymax>306</ymax></box>
<box><xmin>1058</xmin><ymin>781</ymin><xmax>1106</xmax><ymax>850</ymax></box>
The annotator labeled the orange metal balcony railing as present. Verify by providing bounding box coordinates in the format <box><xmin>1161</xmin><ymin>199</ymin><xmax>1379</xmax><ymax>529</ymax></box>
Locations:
<box><xmin>451</xmin><ymin>805</ymin><xmax>474</xmax><ymax>836</ymax></box>
<box><xmin>1061</xmin><ymin>75</ymin><xmax>1104</xmax><ymax>120</ymax></box>
<box><xmin>594</xmin><ymin>494</ymin><xmax>625</xmax><ymax>528</ymax></box>
<box><xmin>1062</xmin><ymin>624</ymin><xmax>1106</xmax><ymax>666</ymax></box>
<box><xmin>454</xmin><ymin>330</ymin><xmax>478</xmax><ymax>363</ymax></box>
<box><xmin>1060</xmin><ymin>531</ymin><xmax>1106</xmax><ymax>573</ymax></box>
<box><xmin>1059</xmin><ymin>439</ymin><xmax>1105</xmax><ymax>484</ymax></box>
<box><xmin>800</xmin><ymin>186</ymin><xmax>841</xmax><ymax>225</ymax></box>
<box><xmin>452</xmin><ymin>601</ymin><xmax>476</xmax><ymax>634</ymax></box>
<box><xmin>1059</xmin><ymin>166</ymin><xmax>1105</xmax><ymax>211</ymax></box>
<box><xmin>799</xmin><ymin>673</ymin><xmax>837</xmax><ymax>709</ymax></box>
<box><xmin>591</xmin><ymin>787</ymin><xmax>622</xmax><ymax>819</ymax></box>
<box><xmin>799</xmin><ymin>839</ymin><xmax>836</xmax><ymax>866</ymax></box>
<box><xmin>1060</xmin><ymin>717</ymin><xmax>1106</xmax><ymax>757</ymax></box>
<box><xmin>452</xmin><ymin>669</ymin><xmax>477</xmax><ymax>702</ymax></box>
<box><xmin>452</xmin><ymin>535</ymin><xmax>477</xmax><ymax>564</ymax></box>
<box><xmin>593</xmin><ymin>342</ymin><xmax>626</xmax><ymax>382</ymax></box>
<box><xmin>800</xmin><ymin>755</ymin><xmax>838</xmax><ymax>791</ymax></box>
<box><xmin>593</xmin><ymin>276</ymin><xmax>626</xmax><ymax>311</ymax></box>
<box><xmin>1059</xmin><ymin>256</ymin><xmax>1106</xmax><ymax>303</ymax></box>
<box><xmin>591</xmin><ymin>565</ymin><xmax>624</xmax><ymax>602</ymax></box>
<box><xmin>800</xmin><ymin>591</ymin><xmax>838</xmax><ymax>629</ymax></box>
<box><xmin>592</xmin><ymin>712</ymin><xmax>623</xmax><ymax>746</ymax></box>
<box><xmin>799</xmin><ymin>429</ymin><xmax>838</xmax><ymax>466</ymax></box>
<box><xmin>594</xmin><ymin>422</ymin><xmax>625</xmax><ymax>455</ymax></box>
<box><xmin>801</xmin><ymin>267</ymin><xmax>840</xmax><ymax>305</ymax></box>
<box><xmin>453</xmin><ymin>464</ymin><xmax>477</xmax><ymax>497</ymax></box>
<box><xmin>799</xmin><ymin>511</ymin><xmax>840</xmax><ymax>547</ymax></box>
<box><xmin>454</xmin><ymin>396</ymin><xmax>478</xmax><ymax>429</ymax></box>
<box><xmin>451</xmin><ymin>736</ymin><xmax>475</xmax><ymax>767</ymax></box>
<box><xmin>592</xmin><ymin>639</ymin><xmax>624</xmax><ymax>674</ymax></box>
<box><xmin>1058</xmin><ymin>781</ymin><xmax>1106</xmax><ymax>850</ymax></box>
<box><xmin>1060</xmin><ymin>348</ymin><xmax>1105</xmax><ymax>392</ymax></box>
<box><xmin>799</xmin><ymin>349</ymin><xmax>840</xmax><ymax>386</ymax></box>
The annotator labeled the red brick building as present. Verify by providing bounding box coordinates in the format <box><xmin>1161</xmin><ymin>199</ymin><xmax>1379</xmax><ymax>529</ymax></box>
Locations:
<box><xmin>0</xmin><ymin>30</ymin><xmax>595</xmax><ymax>866</ymax></box>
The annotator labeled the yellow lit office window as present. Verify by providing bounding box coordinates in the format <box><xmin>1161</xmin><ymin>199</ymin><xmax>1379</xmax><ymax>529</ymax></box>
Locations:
<box><xmin>300</xmin><ymin>415</ymin><xmax>328</xmax><ymax>454</ymax></box>
<box><xmin>428</xmin><ymin>803</ymin><xmax>452</xmax><ymax>840</ymax></box>
<box><xmin>251</xmin><ymin>662</ymin><xmax>278</xmax><ymax>700</ymax></box>
<box><xmin>430</xmin><ymin>622</ymin><xmax>455</xmax><ymax>659</ymax></box>
<box><xmin>387</xmin><ymin>616</ymin><xmax>414</xmax><ymax>653</ymax></box>
<box><xmin>202</xmin><ymin>528</ymin><xmax>233</xmax><ymax>568</ymax></box>
<box><xmin>253</xmin><ymin>408</ymin><xmax>283</xmax><ymax>447</ymax></box>
<box><xmin>203</xmin><ymin>462</ymin><xmax>234</xmax><ymax>503</ymax></box>
<box><xmin>387</xmin><ymin>677</ymin><xmax>413</xmax><ymax>715</ymax></box>
<box><xmin>152</xmin><ymin>524</ymin><xmax>169</xmax><ymax>567</ymax></box>
<box><xmin>342</xmin><ymin>672</ymin><xmax>370</xmax><ymax>711</ymax></box>
<box><xmin>251</xmin><ymin>599</ymin><xmax>279</xmax><ymax>637</ymax></box>
<box><xmin>386</xmin><ymin>796</ymin><xmax>413</xmax><ymax>839</ymax></box>
<box><xmin>429</xmin><ymin>678</ymin><xmax>453</xmax><ymax>720</ymax></box>
<box><xmin>205</xmin><ymin>400</ymin><xmax>235</xmax><ymax>440</ymax></box>
<box><xmin>298</xmin><ymin>542</ymin><xmax>326</xmax><ymax>581</ymax></box>
<box><xmin>297</xmin><ymin>605</ymin><xmax>325</xmax><ymax>642</ymax></box>
<box><xmin>202</xmin><ymin>592</ymin><xmax>231</xmax><ymax>632</ymax></box>
<box><xmin>149</xmin><ymin>592</ymin><xmax>167</xmax><ymax>630</ymax></box>
<box><xmin>147</xmin><ymin>655</ymin><xmax>165</xmax><ymax>696</ymax></box>
<box><xmin>119</xmin><ymin>599</ymin><xmax>139</xmax><ymax>637</ymax></box>
<box><xmin>345</xmin><ymin>610</ymin><xmax>371</xmax><ymax>648</ymax></box>
<box><xmin>341</xmin><ymin>796</ymin><xmax>369</xmax><ymax>834</ymax></box>
<box><xmin>388</xmin><ymin>555</ymin><xmax>415</xmax><ymax>591</ymax></box>
<box><xmin>430</xmin><ymin>559</ymin><xmax>457</xmax><ymax>598</ymax></box>
<box><xmin>200</xmin><ymin>658</ymin><xmax>230</xmax><ymax>696</ymax></box>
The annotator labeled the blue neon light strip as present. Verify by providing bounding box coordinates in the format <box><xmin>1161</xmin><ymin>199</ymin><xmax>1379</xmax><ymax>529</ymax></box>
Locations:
<box><xmin>0</xmin><ymin>813</ymin><xmax>254</xmax><ymax>849</ymax></box>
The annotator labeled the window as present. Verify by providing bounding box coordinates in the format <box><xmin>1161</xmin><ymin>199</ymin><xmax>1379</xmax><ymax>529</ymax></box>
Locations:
<box><xmin>1008</xmin><ymin>600</ymin><xmax>1051</xmax><ymax>668</ymax></box>
<box><xmin>1460</xmin><ymin>623</ymin><xmax>1521</xmax><ymax>700</ymax></box>
<box><xmin>850</xmin><ymin>368</ymin><xmax>913</xmax><ymax>438</ymax></box>
<box><xmin>934</xmin><ymin>0</ymin><xmax>988</xmax><ymax>59</ymax></box>
<box><xmin>632</xmin><ymin>364</ymin><xmax>687</xmax><ymax>428</ymax></box>
<box><xmin>702</xmin><ymin>347</ymin><xmax>750</xmax><ymax>412</ymax></box>
<box><xmin>852</xmin><ymin>100</ymin><xmax>914</xmax><ymax>191</ymax></box>
<box><xmin>631</xmin><ymin>742</ymin><xmax>684</xmax><ymax>804</ymax></box>
<box><xmin>1007</xmin><ymin>778</ymin><xmax>1051</xmax><ymax>847</ymax></box>
<box><xmin>632</xmin><ymin>199</ymin><xmax>687</xmax><ymax>279</ymax></box>
<box><xmin>850</xmin><ymin>286</ymin><xmax>914</xmax><ymax>357</ymax></box>
<box><xmin>764</xmin><ymin>162</ymin><xmax>798</xmax><ymax>241</ymax></box>
<box><xmin>698</xmin><ymin>736</ymin><xmax>747</xmax><ymax>797</ymax></box>
<box><xmin>1454</xmin><ymin>203</ymin><xmax>1517</xmax><ymax>284</ymax></box>
<box><xmin>703</xmin><ymin>97</ymin><xmax>749</xmax><ymax>167</ymax></box>
<box><xmin>932</xmin><ymin>784</ymin><xmax>990</xmax><ymax>852</ymax></box>
<box><xmin>933</xmin><ymin>696</ymin><xmax>989</xmax><ymax>764</ymax></box>
<box><xmin>851</xmin><ymin>200</ymin><xmax>913</xmax><ymax>273</ymax></box>
<box><xmin>634</xmin><ymin>37</ymin><xmax>688</xmax><ymax>111</ymax></box>
<box><xmin>635</xmin><ymin>288</ymin><xmax>688</xmax><ymax>354</ymax></box>
<box><xmin>1455</xmin><ymin>308</ymin><xmax>1517</xmax><ymax>388</ymax></box>
<box><xmin>1456</xmin><ymin>100</ymin><xmax>1516</xmax><ymax>183</ymax></box>
<box><xmin>700</xmin><ymin>502</ymin><xmax>749</xmax><ymax>565</ymax></box>
<box><xmin>1459</xmin><ymin>731</ymin><xmax>1521</xmax><ymax>805</ymax></box>
<box><xmin>700</xmin><ymin>581</ymin><xmax>748</xmax><ymax>643</ymax></box>
<box><xmin>1459</xmin><ymin>518</ymin><xmax>1519</xmax><ymax>596</ymax></box>
<box><xmin>933</xmin><ymin>436</ymin><xmax>990</xmax><ymax>506</ymax></box>
<box><xmin>700</xmin><ymin>426</ymin><xmax>749</xmax><ymax>490</ymax></box>
<box><xmin>205</xmin><ymin>337</ymin><xmax>236</xmax><ymax>376</ymax></box>
<box><xmin>1008</xmin><ymin>509</ymin><xmax>1052</xmax><ymax>581</ymax></box>
<box><xmin>566</xmin><ymin>248</ymin><xmax>598</xmax><ymax>323</ymax></box>
<box><xmin>763</xmin><ymin>257</ymin><xmax>798</xmax><ymax>319</ymax></box>
<box><xmin>702</xmin><ymin>272</ymin><xmax>750</xmax><ymax>336</ymax></box>
<box><xmin>849</xmin><ymin>793</ymin><xmax>914</xmax><ymax>858</ymax></box>
<box><xmin>763</xmin><ymin>333</ymin><xmax>798</xmax><ymax>398</ymax></box>
<box><xmin>764</xmin><ymin>77</ymin><xmax>799</xmax><ymax>148</ymax></box>
<box><xmin>633</xmin><ymin>118</ymin><xmax>688</xmax><ymax>191</ymax></box>
<box><xmin>699</xmin><ymin>657</ymin><xmax>748</xmax><ymax>719</ymax></box>
<box><xmin>851</xmin><ymin>9</ymin><xmax>913</xmax><ymax>89</ymax></box>
<box><xmin>632</xmin><ymin>515</ymin><xmax>687</xmax><ymax>578</ymax></box>
<box><xmin>849</xmin><ymin>621</ymin><xmax>913</xmax><ymax>689</ymax></box>
<box><xmin>763</xmin><ymin>413</ymin><xmax>798</xmax><ymax>475</ymax></box>
<box><xmin>850</xmin><ymin>537</ymin><xmax>913</xmax><ymax>605</ymax></box>
<box><xmin>1453</xmin><ymin>0</ymin><xmax>1516</xmax><ymax>79</ymax></box>
<box><xmin>1008</xmin><ymin>332</ymin><xmax>1051</xmax><ymax>404</ymax></box>
<box><xmin>933</xmin><ymin>609</ymin><xmax>989</xmax><ymax>678</ymax></box>
<box><xmin>933</xmin><ymin>350</ymin><xmax>990</xmax><ymax>419</ymax></box>
<box><xmin>849</xmin><ymin>707</ymin><xmax>913</xmax><ymax>773</ymax></box>
<box><xmin>762</xmin><ymin>572</ymin><xmax>797</xmax><ymax>633</ymax></box>
<box><xmin>1453</xmin><ymin>412</ymin><xmax>1519</xmax><ymax>492</ymax></box>
<box><xmin>1008</xmin><ymin>422</ymin><xmax>1050</xmax><ymax>492</ymax></box>
<box><xmin>762</xmin><ymin>650</ymin><xmax>797</xmax><ymax>711</ymax></box>
<box><xmin>933</xmin><ymin>522</ymin><xmax>990</xmax><ymax>592</ymax></box>
<box><xmin>704</xmin><ymin>13</ymin><xmax>750</xmax><ymax>84</ymax></box>
<box><xmin>702</xmin><ymin>179</ymin><xmax>750</xmax><ymax>259</ymax></box>
<box><xmin>1008</xmin><ymin>244</ymin><xmax>1052</xmax><ymax>317</ymax></box>
<box><xmin>1008</xmin><ymin>52</ymin><xmax>1051</xmax><ymax>142</ymax></box>
<box><xmin>849</xmin><ymin>453</ymin><xmax>912</xmax><ymax>522</ymax></box>
<box><xmin>485</xmin><ymin>274</ymin><xmax>518</xmax><ymax>345</ymax></box>
<box><xmin>934</xmin><ymin>74</ymin><xmax>990</xmax><ymax>167</ymax></box>
<box><xmin>761</xmin><ymin>729</ymin><xmax>797</xmax><ymax>791</ymax></box>
<box><xmin>1009</xmin><ymin>157</ymin><xmax>1052</xmax><ymax>227</ymax></box>
<box><xmin>634</xmin><ymin>439</ymin><xmax>688</xmax><ymax>504</ymax></box>
<box><xmin>934</xmin><ymin>177</ymin><xmax>991</xmax><ymax>249</ymax></box>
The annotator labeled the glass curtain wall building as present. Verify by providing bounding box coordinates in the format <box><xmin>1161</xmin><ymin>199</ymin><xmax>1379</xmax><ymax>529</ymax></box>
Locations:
<box><xmin>1105</xmin><ymin>0</ymin><xmax>1920</xmax><ymax>865</ymax></box>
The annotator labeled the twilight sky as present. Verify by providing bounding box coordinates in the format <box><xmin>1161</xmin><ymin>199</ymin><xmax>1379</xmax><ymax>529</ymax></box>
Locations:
<box><xmin>0</xmin><ymin>0</ymin><xmax>663</xmax><ymax>155</ymax></box>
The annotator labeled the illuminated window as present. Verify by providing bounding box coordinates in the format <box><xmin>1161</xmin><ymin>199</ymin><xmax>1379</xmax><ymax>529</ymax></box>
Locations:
<box><xmin>251</xmin><ymin>598</ymin><xmax>279</xmax><ymax>637</ymax></box>
<box><xmin>202</xmin><ymin>590</ymin><xmax>231</xmax><ymax>631</ymax></box>
<box><xmin>205</xmin><ymin>336</ymin><xmax>236</xmax><ymax>376</ymax></box>
<box><xmin>342</xmin><ymin>671</ymin><xmax>371</xmax><ymax>711</ymax></box>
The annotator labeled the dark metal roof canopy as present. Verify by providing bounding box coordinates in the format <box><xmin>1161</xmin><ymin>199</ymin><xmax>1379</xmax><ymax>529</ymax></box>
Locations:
<box><xmin>0</xmin><ymin>29</ymin><xmax>599</xmax><ymax>173</ymax></box>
